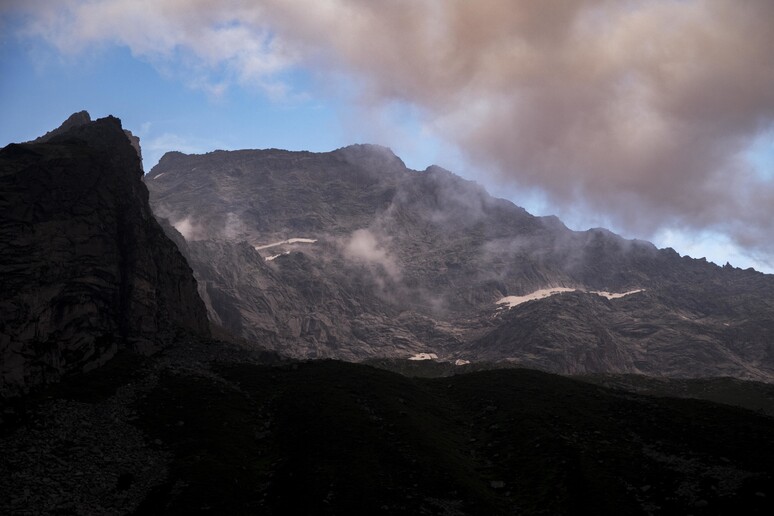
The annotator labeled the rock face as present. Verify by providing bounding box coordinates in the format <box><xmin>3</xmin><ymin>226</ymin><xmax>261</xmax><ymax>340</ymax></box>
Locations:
<box><xmin>31</xmin><ymin>111</ymin><xmax>143</xmax><ymax>165</ymax></box>
<box><xmin>30</xmin><ymin>110</ymin><xmax>92</xmax><ymax>144</ymax></box>
<box><xmin>146</xmin><ymin>145</ymin><xmax>774</xmax><ymax>381</ymax></box>
<box><xmin>0</xmin><ymin>113</ymin><xmax>209</xmax><ymax>395</ymax></box>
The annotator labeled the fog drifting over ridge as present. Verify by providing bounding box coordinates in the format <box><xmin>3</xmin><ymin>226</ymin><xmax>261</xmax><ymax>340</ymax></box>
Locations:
<box><xmin>7</xmin><ymin>0</ymin><xmax>774</xmax><ymax>269</ymax></box>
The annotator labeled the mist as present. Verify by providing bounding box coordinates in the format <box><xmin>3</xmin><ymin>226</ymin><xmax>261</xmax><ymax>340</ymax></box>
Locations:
<box><xmin>344</xmin><ymin>229</ymin><xmax>401</xmax><ymax>280</ymax></box>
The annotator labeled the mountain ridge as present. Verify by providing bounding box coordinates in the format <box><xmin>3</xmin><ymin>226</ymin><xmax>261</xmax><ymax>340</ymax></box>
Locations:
<box><xmin>2</xmin><ymin>112</ymin><xmax>774</xmax><ymax>515</ymax></box>
<box><xmin>145</xmin><ymin>144</ymin><xmax>774</xmax><ymax>381</ymax></box>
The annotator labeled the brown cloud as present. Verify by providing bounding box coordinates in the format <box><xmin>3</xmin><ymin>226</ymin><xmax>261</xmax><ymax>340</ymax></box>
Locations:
<box><xmin>258</xmin><ymin>0</ymin><xmax>774</xmax><ymax>256</ymax></box>
<box><xmin>13</xmin><ymin>0</ymin><xmax>774</xmax><ymax>262</ymax></box>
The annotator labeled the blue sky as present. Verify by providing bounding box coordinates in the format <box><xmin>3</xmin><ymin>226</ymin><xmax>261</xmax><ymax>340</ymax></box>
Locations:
<box><xmin>0</xmin><ymin>40</ymin><xmax>343</xmax><ymax>167</ymax></box>
<box><xmin>0</xmin><ymin>31</ymin><xmax>454</xmax><ymax>173</ymax></box>
<box><xmin>1</xmin><ymin>1</ymin><xmax>772</xmax><ymax>273</ymax></box>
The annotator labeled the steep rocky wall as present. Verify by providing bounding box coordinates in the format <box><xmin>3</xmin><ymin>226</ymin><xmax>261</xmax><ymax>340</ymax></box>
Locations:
<box><xmin>145</xmin><ymin>145</ymin><xmax>774</xmax><ymax>380</ymax></box>
<box><xmin>0</xmin><ymin>114</ymin><xmax>209</xmax><ymax>395</ymax></box>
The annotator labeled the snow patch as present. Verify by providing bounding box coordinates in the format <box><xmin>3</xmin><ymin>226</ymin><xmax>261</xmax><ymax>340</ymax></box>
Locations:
<box><xmin>496</xmin><ymin>288</ymin><xmax>576</xmax><ymax>308</ymax></box>
<box><xmin>455</xmin><ymin>359</ymin><xmax>470</xmax><ymax>366</ymax></box>
<box><xmin>408</xmin><ymin>353</ymin><xmax>438</xmax><ymax>361</ymax></box>
<box><xmin>286</xmin><ymin>237</ymin><xmax>318</xmax><ymax>245</ymax></box>
<box><xmin>152</xmin><ymin>172</ymin><xmax>165</xmax><ymax>180</ymax></box>
<box><xmin>497</xmin><ymin>287</ymin><xmax>644</xmax><ymax>309</ymax></box>
<box><xmin>254</xmin><ymin>238</ymin><xmax>317</xmax><ymax>250</ymax></box>
<box><xmin>265</xmin><ymin>252</ymin><xmax>290</xmax><ymax>261</ymax></box>
<box><xmin>590</xmin><ymin>289</ymin><xmax>644</xmax><ymax>299</ymax></box>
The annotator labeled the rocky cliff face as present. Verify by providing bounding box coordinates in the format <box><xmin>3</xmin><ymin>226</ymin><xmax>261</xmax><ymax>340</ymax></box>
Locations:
<box><xmin>0</xmin><ymin>113</ymin><xmax>209</xmax><ymax>395</ymax></box>
<box><xmin>146</xmin><ymin>145</ymin><xmax>774</xmax><ymax>381</ymax></box>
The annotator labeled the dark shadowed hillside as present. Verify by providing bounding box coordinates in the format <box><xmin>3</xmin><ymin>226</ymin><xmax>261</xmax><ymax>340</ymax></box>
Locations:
<box><xmin>3</xmin><ymin>345</ymin><xmax>773</xmax><ymax>515</ymax></box>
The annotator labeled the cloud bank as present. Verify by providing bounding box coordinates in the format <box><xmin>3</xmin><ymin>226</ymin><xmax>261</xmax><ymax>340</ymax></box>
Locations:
<box><xmin>10</xmin><ymin>0</ymin><xmax>774</xmax><ymax>264</ymax></box>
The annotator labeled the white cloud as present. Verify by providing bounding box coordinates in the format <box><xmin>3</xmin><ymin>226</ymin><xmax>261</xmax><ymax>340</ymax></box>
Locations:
<box><xmin>12</xmin><ymin>0</ymin><xmax>297</xmax><ymax>99</ymax></box>
<box><xmin>172</xmin><ymin>216</ymin><xmax>205</xmax><ymax>241</ymax></box>
<box><xmin>344</xmin><ymin>229</ymin><xmax>400</xmax><ymax>279</ymax></box>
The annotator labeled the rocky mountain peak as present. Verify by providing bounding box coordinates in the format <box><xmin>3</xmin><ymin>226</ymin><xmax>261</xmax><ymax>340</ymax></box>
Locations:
<box><xmin>0</xmin><ymin>113</ymin><xmax>209</xmax><ymax>395</ymax></box>
<box><xmin>30</xmin><ymin>110</ymin><xmax>92</xmax><ymax>143</ymax></box>
<box><xmin>334</xmin><ymin>143</ymin><xmax>407</xmax><ymax>174</ymax></box>
<box><xmin>155</xmin><ymin>150</ymin><xmax>187</xmax><ymax>168</ymax></box>
<box><xmin>30</xmin><ymin>111</ymin><xmax>142</xmax><ymax>165</ymax></box>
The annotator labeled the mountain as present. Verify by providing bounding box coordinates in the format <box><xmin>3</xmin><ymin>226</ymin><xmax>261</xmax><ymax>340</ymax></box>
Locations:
<box><xmin>146</xmin><ymin>145</ymin><xmax>774</xmax><ymax>381</ymax></box>
<box><xmin>0</xmin><ymin>114</ymin><xmax>209</xmax><ymax>395</ymax></box>
<box><xmin>1</xmin><ymin>113</ymin><xmax>773</xmax><ymax>515</ymax></box>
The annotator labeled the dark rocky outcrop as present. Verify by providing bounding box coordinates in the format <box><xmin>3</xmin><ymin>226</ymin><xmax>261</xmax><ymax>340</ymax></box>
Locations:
<box><xmin>0</xmin><ymin>113</ymin><xmax>209</xmax><ymax>395</ymax></box>
<box><xmin>30</xmin><ymin>110</ymin><xmax>92</xmax><ymax>144</ymax></box>
<box><xmin>5</xmin><ymin>353</ymin><xmax>774</xmax><ymax>514</ymax></box>
<box><xmin>31</xmin><ymin>110</ymin><xmax>143</xmax><ymax>164</ymax></box>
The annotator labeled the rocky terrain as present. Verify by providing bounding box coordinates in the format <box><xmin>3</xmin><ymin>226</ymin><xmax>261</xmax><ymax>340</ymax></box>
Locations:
<box><xmin>0</xmin><ymin>114</ymin><xmax>209</xmax><ymax>396</ymax></box>
<box><xmin>2</xmin><ymin>342</ymin><xmax>773</xmax><ymax>515</ymax></box>
<box><xmin>146</xmin><ymin>145</ymin><xmax>774</xmax><ymax>381</ymax></box>
<box><xmin>2</xmin><ymin>112</ymin><xmax>774</xmax><ymax>515</ymax></box>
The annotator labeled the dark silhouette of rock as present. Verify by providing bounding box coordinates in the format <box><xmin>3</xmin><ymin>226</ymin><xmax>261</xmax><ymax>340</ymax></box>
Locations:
<box><xmin>30</xmin><ymin>110</ymin><xmax>92</xmax><ymax>143</ymax></box>
<box><xmin>31</xmin><ymin>110</ymin><xmax>142</xmax><ymax>164</ymax></box>
<box><xmin>0</xmin><ymin>113</ymin><xmax>209</xmax><ymax>395</ymax></box>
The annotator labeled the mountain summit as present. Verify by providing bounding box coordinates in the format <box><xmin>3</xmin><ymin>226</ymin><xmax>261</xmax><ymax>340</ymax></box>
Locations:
<box><xmin>146</xmin><ymin>145</ymin><xmax>774</xmax><ymax>381</ymax></box>
<box><xmin>0</xmin><ymin>113</ymin><xmax>207</xmax><ymax>395</ymax></box>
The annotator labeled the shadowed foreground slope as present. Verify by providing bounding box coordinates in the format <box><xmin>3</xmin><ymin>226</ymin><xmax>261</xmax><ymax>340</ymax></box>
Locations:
<box><xmin>3</xmin><ymin>345</ymin><xmax>771</xmax><ymax>515</ymax></box>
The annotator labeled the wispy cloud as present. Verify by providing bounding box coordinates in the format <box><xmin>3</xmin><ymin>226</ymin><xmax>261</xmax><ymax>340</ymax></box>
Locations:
<box><xmin>9</xmin><ymin>0</ymin><xmax>296</xmax><ymax>99</ymax></box>
<box><xmin>344</xmin><ymin>228</ymin><xmax>400</xmax><ymax>280</ymax></box>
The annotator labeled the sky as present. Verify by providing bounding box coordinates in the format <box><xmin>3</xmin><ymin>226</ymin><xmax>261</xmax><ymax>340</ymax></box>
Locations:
<box><xmin>1</xmin><ymin>0</ymin><xmax>773</xmax><ymax>273</ymax></box>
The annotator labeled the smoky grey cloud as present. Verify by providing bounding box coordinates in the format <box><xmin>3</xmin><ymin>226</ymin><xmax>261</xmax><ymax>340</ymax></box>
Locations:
<box><xmin>343</xmin><ymin>228</ymin><xmax>401</xmax><ymax>280</ymax></box>
<box><xmin>13</xmin><ymin>0</ymin><xmax>774</xmax><ymax>264</ymax></box>
<box><xmin>261</xmin><ymin>0</ymin><xmax>774</xmax><ymax>255</ymax></box>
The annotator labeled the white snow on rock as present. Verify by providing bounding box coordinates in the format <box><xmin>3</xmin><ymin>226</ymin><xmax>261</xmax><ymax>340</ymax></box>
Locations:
<box><xmin>152</xmin><ymin>172</ymin><xmax>165</xmax><ymax>180</ymax></box>
<box><xmin>496</xmin><ymin>288</ymin><xmax>576</xmax><ymax>308</ymax></box>
<box><xmin>497</xmin><ymin>287</ymin><xmax>643</xmax><ymax>309</ymax></box>
<box><xmin>455</xmin><ymin>359</ymin><xmax>470</xmax><ymax>366</ymax></box>
<box><xmin>265</xmin><ymin>252</ymin><xmax>290</xmax><ymax>261</ymax></box>
<box><xmin>408</xmin><ymin>353</ymin><xmax>438</xmax><ymax>361</ymax></box>
<box><xmin>285</xmin><ymin>237</ymin><xmax>318</xmax><ymax>245</ymax></box>
<box><xmin>254</xmin><ymin>238</ymin><xmax>317</xmax><ymax>250</ymax></box>
<box><xmin>590</xmin><ymin>289</ymin><xmax>644</xmax><ymax>299</ymax></box>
